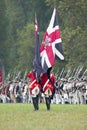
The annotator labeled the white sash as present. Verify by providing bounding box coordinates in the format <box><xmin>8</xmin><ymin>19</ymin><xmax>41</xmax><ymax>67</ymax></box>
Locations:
<box><xmin>43</xmin><ymin>79</ymin><xmax>49</xmax><ymax>91</ymax></box>
<box><xmin>29</xmin><ymin>79</ymin><xmax>36</xmax><ymax>88</ymax></box>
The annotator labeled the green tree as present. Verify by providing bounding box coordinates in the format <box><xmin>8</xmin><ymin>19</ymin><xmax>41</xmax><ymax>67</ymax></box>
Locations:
<box><xmin>16</xmin><ymin>23</ymin><xmax>35</xmax><ymax>72</ymax></box>
<box><xmin>5</xmin><ymin>0</ymin><xmax>28</xmax><ymax>72</ymax></box>
<box><xmin>0</xmin><ymin>0</ymin><xmax>7</xmax><ymax>66</ymax></box>
<box><xmin>59</xmin><ymin>0</ymin><xmax>87</xmax><ymax>68</ymax></box>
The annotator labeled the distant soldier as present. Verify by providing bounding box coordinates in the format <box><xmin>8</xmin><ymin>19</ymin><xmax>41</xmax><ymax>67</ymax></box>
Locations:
<box><xmin>22</xmin><ymin>82</ymin><xmax>29</xmax><ymax>103</ymax></box>
<box><xmin>9</xmin><ymin>81</ymin><xmax>14</xmax><ymax>103</ymax></box>
<box><xmin>55</xmin><ymin>89</ymin><xmax>62</xmax><ymax>104</ymax></box>
<box><xmin>63</xmin><ymin>90</ymin><xmax>69</xmax><ymax>104</ymax></box>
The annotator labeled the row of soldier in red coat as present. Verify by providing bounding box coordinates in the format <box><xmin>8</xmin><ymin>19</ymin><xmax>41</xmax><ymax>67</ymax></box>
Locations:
<box><xmin>27</xmin><ymin>69</ymin><xmax>55</xmax><ymax>110</ymax></box>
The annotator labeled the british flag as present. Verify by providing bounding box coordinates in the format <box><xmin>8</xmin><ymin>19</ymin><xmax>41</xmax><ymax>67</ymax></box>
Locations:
<box><xmin>40</xmin><ymin>8</ymin><xmax>64</xmax><ymax>73</ymax></box>
<box><xmin>33</xmin><ymin>14</ymin><xmax>43</xmax><ymax>80</ymax></box>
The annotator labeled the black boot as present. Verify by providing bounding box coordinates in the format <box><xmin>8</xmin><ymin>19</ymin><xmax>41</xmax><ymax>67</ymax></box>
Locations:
<box><xmin>45</xmin><ymin>97</ymin><xmax>51</xmax><ymax>110</ymax></box>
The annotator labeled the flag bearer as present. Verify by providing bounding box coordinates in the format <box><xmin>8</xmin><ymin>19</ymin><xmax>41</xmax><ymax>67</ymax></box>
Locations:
<box><xmin>27</xmin><ymin>71</ymin><xmax>41</xmax><ymax>111</ymax></box>
<box><xmin>41</xmin><ymin>72</ymin><xmax>55</xmax><ymax>110</ymax></box>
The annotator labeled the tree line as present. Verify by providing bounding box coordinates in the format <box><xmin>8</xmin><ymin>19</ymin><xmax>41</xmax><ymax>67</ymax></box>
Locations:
<box><xmin>0</xmin><ymin>0</ymin><xmax>87</xmax><ymax>77</ymax></box>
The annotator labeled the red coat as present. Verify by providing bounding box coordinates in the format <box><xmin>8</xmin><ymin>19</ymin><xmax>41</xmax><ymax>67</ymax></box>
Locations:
<box><xmin>27</xmin><ymin>71</ymin><xmax>41</xmax><ymax>95</ymax></box>
<box><xmin>40</xmin><ymin>73</ymin><xmax>55</xmax><ymax>93</ymax></box>
<box><xmin>27</xmin><ymin>71</ymin><xmax>35</xmax><ymax>82</ymax></box>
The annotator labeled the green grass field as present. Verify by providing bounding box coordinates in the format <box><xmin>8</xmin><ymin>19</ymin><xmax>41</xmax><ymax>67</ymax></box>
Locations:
<box><xmin>0</xmin><ymin>104</ymin><xmax>87</xmax><ymax>130</ymax></box>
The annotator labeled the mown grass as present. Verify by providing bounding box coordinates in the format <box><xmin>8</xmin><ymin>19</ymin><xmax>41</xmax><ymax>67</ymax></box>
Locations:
<box><xmin>0</xmin><ymin>104</ymin><xmax>87</xmax><ymax>130</ymax></box>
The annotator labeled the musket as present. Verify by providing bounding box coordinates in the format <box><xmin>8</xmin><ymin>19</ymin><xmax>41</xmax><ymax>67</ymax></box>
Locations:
<box><xmin>23</xmin><ymin>69</ymin><xmax>28</xmax><ymax>81</ymax></box>
<box><xmin>70</xmin><ymin>67</ymin><xmax>76</xmax><ymax>78</ymax></box>
<box><xmin>76</xmin><ymin>66</ymin><xmax>83</xmax><ymax>78</ymax></box>
<box><xmin>83</xmin><ymin>69</ymin><xmax>87</xmax><ymax>76</ymax></box>
<box><xmin>12</xmin><ymin>70</ymin><xmax>17</xmax><ymax>80</ymax></box>
<box><xmin>74</xmin><ymin>66</ymin><xmax>84</xmax><ymax>80</ymax></box>
<box><xmin>13</xmin><ymin>71</ymin><xmax>21</xmax><ymax>81</ymax></box>
<box><xmin>59</xmin><ymin>68</ymin><xmax>64</xmax><ymax>79</ymax></box>
<box><xmin>62</xmin><ymin>68</ymin><xmax>67</xmax><ymax>78</ymax></box>
<box><xmin>81</xmin><ymin>69</ymin><xmax>87</xmax><ymax>79</ymax></box>
<box><xmin>74</xmin><ymin>66</ymin><xmax>80</xmax><ymax>78</ymax></box>
<box><xmin>5</xmin><ymin>72</ymin><xmax>11</xmax><ymax>81</ymax></box>
<box><xmin>55</xmin><ymin>70</ymin><xmax>59</xmax><ymax>80</ymax></box>
<box><xmin>65</xmin><ymin>68</ymin><xmax>71</xmax><ymax>79</ymax></box>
